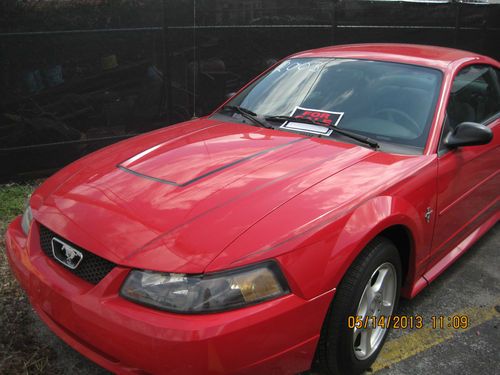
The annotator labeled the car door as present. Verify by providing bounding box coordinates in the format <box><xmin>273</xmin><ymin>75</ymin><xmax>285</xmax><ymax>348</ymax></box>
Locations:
<box><xmin>430</xmin><ymin>64</ymin><xmax>500</xmax><ymax>267</ymax></box>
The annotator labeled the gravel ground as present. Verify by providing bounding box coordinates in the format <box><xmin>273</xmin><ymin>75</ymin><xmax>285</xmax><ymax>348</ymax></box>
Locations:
<box><xmin>0</xmin><ymin>183</ymin><xmax>58</xmax><ymax>375</ymax></box>
<box><xmin>0</xmin><ymin>183</ymin><xmax>107</xmax><ymax>375</ymax></box>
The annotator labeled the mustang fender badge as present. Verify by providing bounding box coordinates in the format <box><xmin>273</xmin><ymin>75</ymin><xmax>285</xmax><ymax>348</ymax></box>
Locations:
<box><xmin>424</xmin><ymin>207</ymin><xmax>433</xmax><ymax>223</ymax></box>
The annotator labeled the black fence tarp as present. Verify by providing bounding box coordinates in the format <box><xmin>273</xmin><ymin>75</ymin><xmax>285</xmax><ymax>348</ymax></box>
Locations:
<box><xmin>1</xmin><ymin>0</ymin><xmax>499</xmax><ymax>181</ymax></box>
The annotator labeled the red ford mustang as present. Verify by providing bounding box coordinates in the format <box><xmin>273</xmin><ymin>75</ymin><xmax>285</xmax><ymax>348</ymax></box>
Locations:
<box><xmin>5</xmin><ymin>44</ymin><xmax>499</xmax><ymax>375</ymax></box>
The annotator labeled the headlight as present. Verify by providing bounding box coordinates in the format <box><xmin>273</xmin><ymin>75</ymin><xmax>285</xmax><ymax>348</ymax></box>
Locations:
<box><xmin>21</xmin><ymin>204</ymin><xmax>33</xmax><ymax>236</ymax></box>
<box><xmin>120</xmin><ymin>261</ymin><xmax>290</xmax><ymax>313</ymax></box>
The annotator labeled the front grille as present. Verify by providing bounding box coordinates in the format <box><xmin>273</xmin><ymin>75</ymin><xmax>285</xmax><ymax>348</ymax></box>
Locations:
<box><xmin>39</xmin><ymin>225</ymin><xmax>116</xmax><ymax>284</ymax></box>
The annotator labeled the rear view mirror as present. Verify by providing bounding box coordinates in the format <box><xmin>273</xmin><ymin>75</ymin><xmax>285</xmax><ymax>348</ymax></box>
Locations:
<box><xmin>444</xmin><ymin>122</ymin><xmax>493</xmax><ymax>148</ymax></box>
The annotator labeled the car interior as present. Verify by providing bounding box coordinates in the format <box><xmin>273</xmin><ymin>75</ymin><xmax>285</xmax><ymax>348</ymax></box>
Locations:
<box><xmin>439</xmin><ymin>65</ymin><xmax>500</xmax><ymax>152</ymax></box>
<box><xmin>301</xmin><ymin>61</ymin><xmax>442</xmax><ymax>148</ymax></box>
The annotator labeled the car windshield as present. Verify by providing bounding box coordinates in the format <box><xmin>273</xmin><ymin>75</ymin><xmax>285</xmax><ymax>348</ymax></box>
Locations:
<box><xmin>215</xmin><ymin>58</ymin><xmax>443</xmax><ymax>153</ymax></box>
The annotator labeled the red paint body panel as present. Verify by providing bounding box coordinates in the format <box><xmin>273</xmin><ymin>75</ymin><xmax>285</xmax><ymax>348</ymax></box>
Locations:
<box><xmin>292</xmin><ymin>43</ymin><xmax>499</xmax><ymax>71</ymax></box>
<box><xmin>6</xmin><ymin>218</ymin><xmax>332</xmax><ymax>374</ymax></box>
<box><xmin>5</xmin><ymin>44</ymin><xmax>500</xmax><ymax>374</ymax></box>
<box><xmin>431</xmin><ymin>121</ymin><xmax>500</xmax><ymax>266</ymax></box>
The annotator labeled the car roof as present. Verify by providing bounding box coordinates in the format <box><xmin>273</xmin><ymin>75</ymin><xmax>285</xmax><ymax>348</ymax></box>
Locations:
<box><xmin>291</xmin><ymin>43</ymin><xmax>498</xmax><ymax>70</ymax></box>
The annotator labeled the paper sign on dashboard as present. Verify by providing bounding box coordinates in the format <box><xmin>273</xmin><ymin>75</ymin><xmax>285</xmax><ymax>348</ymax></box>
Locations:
<box><xmin>280</xmin><ymin>106</ymin><xmax>344</xmax><ymax>136</ymax></box>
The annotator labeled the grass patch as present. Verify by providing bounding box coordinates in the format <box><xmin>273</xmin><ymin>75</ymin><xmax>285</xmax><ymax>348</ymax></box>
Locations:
<box><xmin>0</xmin><ymin>184</ymin><xmax>34</xmax><ymax>226</ymax></box>
<box><xmin>0</xmin><ymin>182</ymin><xmax>61</xmax><ymax>375</ymax></box>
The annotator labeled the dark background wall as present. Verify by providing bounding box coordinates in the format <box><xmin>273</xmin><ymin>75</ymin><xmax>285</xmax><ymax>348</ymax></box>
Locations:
<box><xmin>1</xmin><ymin>0</ymin><xmax>499</xmax><ymax>181</ymax></box>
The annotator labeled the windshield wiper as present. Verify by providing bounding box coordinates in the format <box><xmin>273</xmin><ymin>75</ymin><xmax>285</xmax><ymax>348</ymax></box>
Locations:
<box><xmin>223</xmin><ymin>105</ymin><xmax>273</xmax><ymax>129</ymax></box>
<box><xmin>265</xmin><ymin>115</ymin><xmax>379</xmax><ymax>149</ymax></box>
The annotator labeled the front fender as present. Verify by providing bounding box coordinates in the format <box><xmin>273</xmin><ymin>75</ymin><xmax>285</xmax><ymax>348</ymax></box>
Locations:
<box><xmin>207</xmin><ymin>155</ymin><xmax>437</xmax><ymax>300</ymax></box>
<box><xmin>207</xmin><ymin>195</ymin><xmax>431</xmax><ymax>301</ymax></box>
<box><xmin>323</xmin><ymin>195</ymin><xmax>428</xmax><ymax>298</ymax></box>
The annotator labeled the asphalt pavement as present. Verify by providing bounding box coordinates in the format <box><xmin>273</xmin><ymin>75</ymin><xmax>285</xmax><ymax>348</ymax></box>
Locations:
<box><xmin>373</xmin><ymin>223</ymin><xmax>500</xmax><ymax>375</ymax></box>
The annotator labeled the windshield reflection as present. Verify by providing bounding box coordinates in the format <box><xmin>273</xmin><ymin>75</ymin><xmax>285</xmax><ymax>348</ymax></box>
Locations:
<box><xmin>223</xmin><ymin>58</ymin><xmax>442</xmax><ymax>152</ymax></box>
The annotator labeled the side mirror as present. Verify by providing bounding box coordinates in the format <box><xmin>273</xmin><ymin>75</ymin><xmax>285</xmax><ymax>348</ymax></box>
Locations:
<box><xmin>444</xmin><ymin>122</ymin><xmax>493</xmax><ymax>148</ymax></box>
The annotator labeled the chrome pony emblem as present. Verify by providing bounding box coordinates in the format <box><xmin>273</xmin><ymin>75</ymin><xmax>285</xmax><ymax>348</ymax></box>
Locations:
<box><xmin>424</xmin><ymin>207</ymin><xmax>433</xmax><ymax>223</ymax></box>
<box><xmin>51</xmin><ymin>238</ymin><xmax>83</xmax><ymax>269</ymax></box>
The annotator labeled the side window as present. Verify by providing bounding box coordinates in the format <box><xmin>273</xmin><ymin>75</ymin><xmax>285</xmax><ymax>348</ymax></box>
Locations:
<box><xmin>448</xmin><ymin>65</ymin><xmax>499</xmax><ymax>127</ymax></box>
<box><xmin>439</xmin><ymin>65</ymin><xmax>500</xmax><ymax>153</ymax></box>
<box><xmin>493</xmin><ymin>68</ymin><xmax>500</xmax><ymax>107</ymax></box>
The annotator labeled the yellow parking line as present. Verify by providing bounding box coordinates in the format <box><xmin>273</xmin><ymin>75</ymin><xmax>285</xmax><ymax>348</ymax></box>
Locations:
<box><xmin>372</xmin><ymin>301</ymin><xmax>500</xmax><ymax>372</ymax></box>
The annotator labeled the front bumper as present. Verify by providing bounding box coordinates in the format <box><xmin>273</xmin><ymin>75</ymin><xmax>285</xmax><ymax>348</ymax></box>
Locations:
<box><xmin>5</xmin><ymin>217</ymin><xmax>334</xmax><ymax>375</ymax></box>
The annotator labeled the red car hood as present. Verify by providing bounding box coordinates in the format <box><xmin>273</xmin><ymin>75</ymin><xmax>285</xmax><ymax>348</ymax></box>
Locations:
<box><xmin>35</xmin><ymin>118</ymin><xmax>374</xmax><ymax>273</ymax></box>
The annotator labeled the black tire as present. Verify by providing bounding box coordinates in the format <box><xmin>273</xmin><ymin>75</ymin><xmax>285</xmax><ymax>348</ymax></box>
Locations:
<box><xmin>315</xmin><ymin>237</ymin><xmax>402</xmax><ymax>375</ymax></box>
